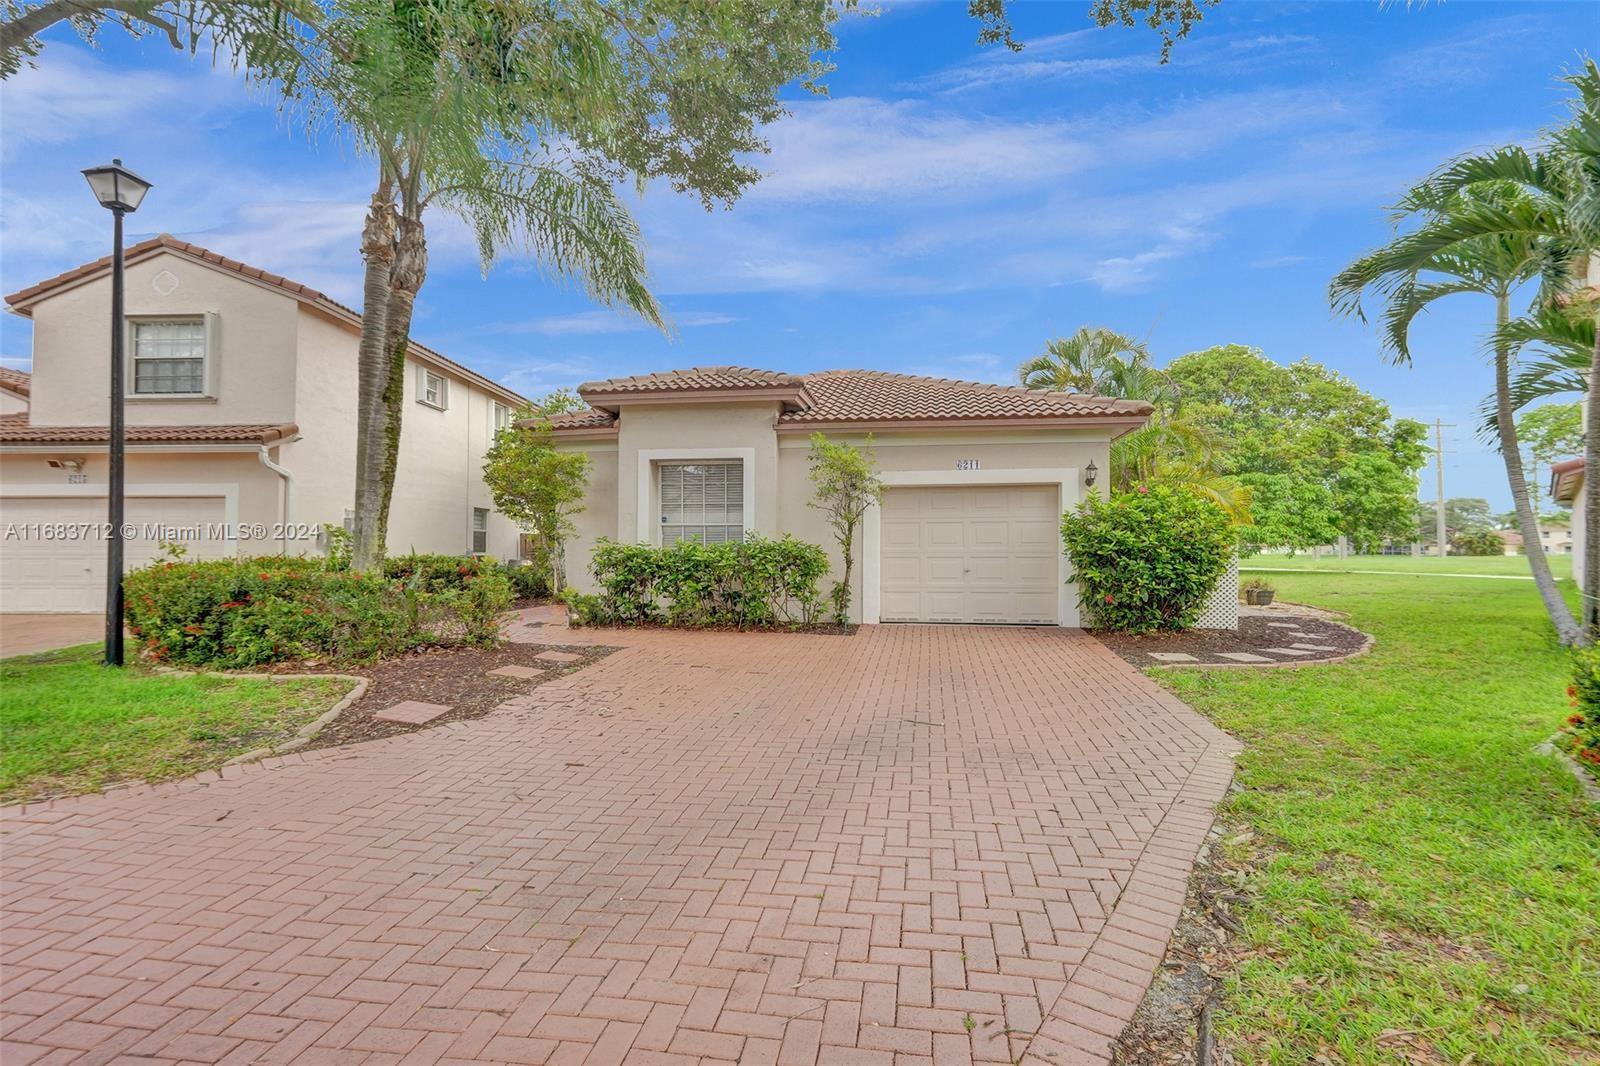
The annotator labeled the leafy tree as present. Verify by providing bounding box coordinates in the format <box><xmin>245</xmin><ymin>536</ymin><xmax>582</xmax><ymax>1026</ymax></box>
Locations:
<box><xmin>1453</xmin><ymin>529</ymin><xmax>1507</xmax><ymax>557</ymax></box>
<box><xmin>1166</xmin><ymin>345</ymin><xmax>1426</xmax><ymax>553</ymax></box>
<box><xmin>328</xmin><ymin>0</ymin><xmax>842</xmax><ymax>570</ymax></box>
<box><xmin>1518</xmin><ymin>401</ymin><xmax>1583</xmax><ymax>513</ymax></box>
<box><xmin>482</xmin><ymin>397</ymin><xmax>591</xmax><ymax>591</ymax></box>
<box><xmin>967</xmin><ymin>0</ymin><xmax>1215</xmax><ymax>59</ymax></box>
<box><xmin>1331</xmin><ymin>175</ymin><xmax>1577</xmax><ymax>640</ymax></box>
<box><xmin>1362</xmin><ymin>61</ymin><xmax>1599</xmax><ymax>637</ymax></box>
<box><xmin>1417</xmin><ymin>497</ymin><xmax>1494</xmax><ymax>544</ymax></box>
<box><xmin>806</xmin><ymin>433</ymin><xmax>883</xmax><ymax>626</ymax></box>
<box><xmin>0</xmin><ymin>0</ymin><xmax>312</xmax><ymax>78</ymax></box>
<box><xmin>1019</xmin><ymin>328</ymin><xmax>1154</xmax><ymax>394</ymax></box>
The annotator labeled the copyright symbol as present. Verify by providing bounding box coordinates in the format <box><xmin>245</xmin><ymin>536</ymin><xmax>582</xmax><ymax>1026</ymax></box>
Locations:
<box><xmin>120</xmin><ymin>523</ymin><xmax>138</xmax><ymax>539</ymax></box>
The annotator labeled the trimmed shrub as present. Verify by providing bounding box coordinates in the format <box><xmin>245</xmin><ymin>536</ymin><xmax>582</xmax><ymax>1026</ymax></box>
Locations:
<box><xmin>580</xmin><ymin>535</ymin><xmax>827</xmax><ymax>628</ymax></box>
<box><xmin>123</xmin><ymin>554</ymin><xmax>511</xmax><ymax>668</ymax></box>
<box><xmin>1564</xmin><ymin>646</ymin><xmax>1600</xmax><ymax>771</ymax></box>
<box><xmin>1452</xmin><ymin>529</ymin><xmax>1506</xmax><ymax>557</ymax></box>
<box><xmin>502</xmin><ymin>558</ymin><xmax>552</xmax><ymax>600</ymax></box>
<box><xmin>1061</xmin><ymin>484</ymin><xmax>1234</xmax><ymax>633</ymax></box>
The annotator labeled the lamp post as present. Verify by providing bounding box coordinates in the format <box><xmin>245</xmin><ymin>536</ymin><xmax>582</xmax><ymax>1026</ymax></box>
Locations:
<box><xmin>82</xmin><ymin>159</ymin><xmax>152</xmax><ymax>667</ymax></box>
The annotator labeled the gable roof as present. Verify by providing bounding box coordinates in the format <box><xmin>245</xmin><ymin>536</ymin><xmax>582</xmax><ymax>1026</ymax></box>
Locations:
<box><xmin>1551</xmin><ymin>457</ymin><xmax>1584</xmax><ymax>504</ymax></box>
<box><xmin>0</xmin><ymin>411</ymin><xmax>296</xmax><ymax>447</ymax></box>
<box><xmin>554</xmin><ymin>366</ymin><xmax>1151</xmax><ymax>435</ymax></box>
<box><xmin>4</xmin><ymin>234</ymin><xmax>526</xmax><ymax>407</ymax></box>
<box><xmin>0</xmin><ymin>367</ymin><xmax>29</xmax><ymax>398</ymax></box>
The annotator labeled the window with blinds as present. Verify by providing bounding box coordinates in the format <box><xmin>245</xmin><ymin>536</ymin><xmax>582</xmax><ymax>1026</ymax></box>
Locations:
<box><xmin>659</xmin><ymin>461</ymin><xmax>744</xmax><ymax>544</ymax></box>
<box><xmin>132</xmin><ymin>319</ymin><xmax>206</xmax><ymax>395</ymax></box>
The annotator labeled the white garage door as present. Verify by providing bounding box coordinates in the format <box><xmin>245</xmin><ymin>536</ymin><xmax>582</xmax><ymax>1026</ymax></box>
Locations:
<box><xmin>879</xmin><ymin>485</ymin><xmax>1061</xmax><ymax>624</ymax></box>
<box><xmin>0</xmin><ymin>495</ymin><xmax>229</xmax><ymax>613</ymax></box>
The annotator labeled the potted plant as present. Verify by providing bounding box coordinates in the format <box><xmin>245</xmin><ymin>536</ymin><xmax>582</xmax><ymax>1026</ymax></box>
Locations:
<box><xmin>1242</xmin><ymin>577</ymin><xmax>1276</xmax><ymax>606</ymax></box>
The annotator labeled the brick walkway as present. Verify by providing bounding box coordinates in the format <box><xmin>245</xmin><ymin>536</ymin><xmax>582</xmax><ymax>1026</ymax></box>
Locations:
<box><xmin>1</xmin><ymin>615</ymin><xmax>1239</xmax><ymax>1065</ymax></box>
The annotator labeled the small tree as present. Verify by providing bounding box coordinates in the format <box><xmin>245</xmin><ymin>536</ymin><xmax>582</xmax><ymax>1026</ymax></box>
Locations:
<box><xmin>482</xmin><ymin>401</ymin><xmax>589</xmax><ymax>592</ymax></box>
<box><xmin>807</xmin><ymin>433</ymin><xmax>883</xmax><ymax>626</ymax></box>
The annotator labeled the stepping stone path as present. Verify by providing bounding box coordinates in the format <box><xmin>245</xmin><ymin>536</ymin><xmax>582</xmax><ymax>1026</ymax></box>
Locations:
<box><xmin>488</xmin><ymin>664</ymin><xmax>543</xmax><ymax>679</ymax></box>
<box><xmin>1149</xmin><ymin>652</ymin><xmax>1199</xmax><ymax>662</ymax></box>
<box><xmin>373</xmin><ymin>700</ymin><xmax>452</xmax><ymax>725</ymax></box>
<box><xmin>1290</xmin><ymin>642</ymin><xmax>1338</xmax><ymax>651</ymax></box>
<box><xmin>1266</xmin><ymin>621</ymin><xmax>1300</xmax><ymax>628</ymax></box>
<box><xmin>535</xmin><ymin>650</ymin><xmax>585</xmax><ymax>663</ymax></box>
<box><xmin>1261</xmin><ymin>647</ymin><xmax>1312</xmax><ymax>657</ymax></box>
<box><xmin>1217</xmin><ymin>652</ymin><xmax>1273</xmax><ymax>663</ymax></box>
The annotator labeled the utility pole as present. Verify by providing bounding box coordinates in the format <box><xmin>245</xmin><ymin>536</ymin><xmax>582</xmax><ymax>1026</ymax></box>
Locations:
<box><xmin>1433</xmin><ymin>419</ymin><xmax>1455</xmax><ymax>558</ymax></box>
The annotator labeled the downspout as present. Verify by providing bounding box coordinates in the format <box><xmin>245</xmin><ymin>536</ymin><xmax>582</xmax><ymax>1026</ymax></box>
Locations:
<box><xmin>258</xmin><ymin>444</ymin><xmax>294</xmax><ymax>554</ymax></box>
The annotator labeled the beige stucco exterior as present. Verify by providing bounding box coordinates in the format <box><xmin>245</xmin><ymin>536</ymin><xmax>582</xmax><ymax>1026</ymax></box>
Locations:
<box><xmin>559</xmin><ymin>403</ymin><xmax>1114</xmax><ymax>626</ymax></box>
<box><xmin>2</xmin><ymin>246</ymin><xmax>529</xmax><ymax>610</ymax></box>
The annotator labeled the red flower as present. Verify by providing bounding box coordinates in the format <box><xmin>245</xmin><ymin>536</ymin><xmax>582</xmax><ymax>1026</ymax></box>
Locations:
<box><xmin>1104</xmin><ymin>593</ymin><xmax>1115</xmax><ymax>604</ymax></box>
<box><xmin>258</xmin><ymin>572</ymin><xmax>272</xmax><ymax>581</ymax></box>
<box><xmin>1136</xmin><ymin>485</ymin><xmax>1149</xmax><ymax>495</ymax></box>
<box><xmin>183</xmin><ymin>624</ymin><xmax>204</xmax><ymax>634</ymax></box>
<box><xmin>1567</xmin><ymin>685</ymin><xmax>1578</xmax><ymax>698</ymax></box>
<box><xmin>1568</xmin><ymin>714</ymin><xmax>1587</xmax><ymax>726</ymax></box>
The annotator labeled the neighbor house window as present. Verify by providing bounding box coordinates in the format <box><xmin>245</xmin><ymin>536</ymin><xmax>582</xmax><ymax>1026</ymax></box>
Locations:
<box><xmin>418</xmin><ymin>368</ymin><xmax>448</xmax><ymax>409</ymax></box>
<box><xmin>659</xmin><ymin>461</ymin><xmax>743</xmax><ymax>545</ymax></box>
<box><xmin>493</xmin><ymin>401</ymin><xmax>514</xmax><ymax>433</ymax></box>
<box><xmin>471</xmin><ymin>507</ymin><xmax>489</xmax><ymax>554</ymax></box>
<box><xmin>131</xmin><ymin>317</ymin><xmax>209</xmax><ymax>395</ymax></box>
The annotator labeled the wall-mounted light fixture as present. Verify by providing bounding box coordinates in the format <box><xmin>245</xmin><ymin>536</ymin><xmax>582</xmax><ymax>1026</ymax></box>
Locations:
<box><xmin>47</xmin><ymin>458</ymin><xmax>85</xmax><ymax>473</ymax></box>
<box><xmin>1084</xmin><ymin>460</ymin><xmax>1098</xmax><ymax>488</ymax></box>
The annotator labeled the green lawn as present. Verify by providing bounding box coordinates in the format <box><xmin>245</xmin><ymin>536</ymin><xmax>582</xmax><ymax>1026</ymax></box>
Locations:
<box><xmin>1154</xmin><ymin>572</ymin><xmax>1599</xmax><ymax>1064</ymax></box>
<box><xmin>0</xmin><ymin>644</ymin><xmax>354</xmax><ymax>804</ymax></box>
<box><xmin>1243</xmin><ymin>552</ymin><xmax>1572</xmax><ymax>580</ymax></box>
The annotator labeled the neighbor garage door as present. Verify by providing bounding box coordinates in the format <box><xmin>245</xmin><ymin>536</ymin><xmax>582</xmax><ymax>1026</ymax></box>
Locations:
<box><xmin>879</xmin><ymin>484</ymin><xmax>1060</xmax><ymax>624</ymax></box>
<box><xmin>0</xmin><ymin>495</ymin><xmax>228</xmax><ymax>613</ymax></box>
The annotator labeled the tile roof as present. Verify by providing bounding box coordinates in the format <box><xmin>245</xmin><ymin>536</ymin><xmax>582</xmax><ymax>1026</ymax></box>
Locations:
<box><xmin>579</xmin><ymin>366</ymin><xmax>805</xmax><ymax>396</ymax></box>
<box><xmin>780</xmin><ymin>369</ymin><xmax>1150</xmax><ymax>424</ymax></box>
<box><xmin>1550</xmin><ymin>456</ymin><xmax>1584</xmax><ymax>503</ymax></box>
<box><xmin>0</xmin><ymin>367</ymin><xmax>30</xmax><ymax>397</ymax></box>
<box><xmin>4</xmin><ymin>235</ymin><xmax>525</xmax><ymax>407</ymax></box>
<box><xmin>553</xmin><ymin>367</ymin><xmax>1150</xmax><ymax>433</ymax></box>
<box><xmin>0</xmin><ymin>412</ymin><xmax>297</xmax><ymax>446</ymax></box>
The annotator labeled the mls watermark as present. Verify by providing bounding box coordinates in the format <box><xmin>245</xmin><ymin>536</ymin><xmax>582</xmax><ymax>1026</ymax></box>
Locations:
<box><xmin>3</xmin><ymin>522</ymin><xmax>323</xmax><ymax>543</ymax></box>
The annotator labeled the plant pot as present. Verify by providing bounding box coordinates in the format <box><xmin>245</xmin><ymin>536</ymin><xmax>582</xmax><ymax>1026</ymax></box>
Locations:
<box><xmin>1245</xmin><ymin>589</ymin><xmax>1276</xmax><ymax>606</ymax></box>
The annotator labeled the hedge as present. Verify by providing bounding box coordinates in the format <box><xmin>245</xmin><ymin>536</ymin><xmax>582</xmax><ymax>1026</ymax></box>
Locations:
<box><xmin>123</xmin><ymin>554</ymin><xmax>512</xmax><ymax>668</ymax></box>
<box><xmin>1061</xmin><ymin>484</ymin><xmax>1233</xmax><ymax>633</ymax></box>
<box><xmin>1564</xmin><ymin>646</ymin><xmax>1600</xmax><ymax>772</ymax></box>
<box><xmin>569</xmin><ymin>535</ymin><xmax>828</xmax><ymax>628</ymax></box>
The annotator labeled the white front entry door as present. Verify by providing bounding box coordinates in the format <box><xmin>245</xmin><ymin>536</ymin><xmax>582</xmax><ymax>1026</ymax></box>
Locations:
<box><xmin>878</xmin><ymin>484</ymin><xmax>1060</xmax><ymax>624</ymax></box>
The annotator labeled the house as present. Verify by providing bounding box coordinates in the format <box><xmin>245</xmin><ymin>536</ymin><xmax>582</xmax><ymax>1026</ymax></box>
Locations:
<box><xmin>1500</xmin><ymin>529</ymin><xmax>1525</xmax><ymax>555</ymax></box>
<box><xmin>1538</xmin><ymin>521</ymin><xmax>1573</xmax><ymax>555</ymax></box>
<box><xmin>1552</xmin><ymin>457</ymin><xmax>1585</xmax><ymax>585</ymax></box>
<box><xmin>547</xmin><ymin>367</ymin><xmax>1152</xmax><ymax>626</ymax></box>
<box><xmin>0</xmin><ymin>235</ymin><xmax>526</xmax><ymax>613</ymax></box>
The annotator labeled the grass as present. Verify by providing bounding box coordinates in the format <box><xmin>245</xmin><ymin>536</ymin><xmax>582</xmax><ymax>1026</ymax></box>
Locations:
<box><xmin>1243</xmin><ymin>552</ymin><xmax>1572</xmax><ymax>579</ymax></box>
<box><xmin>0</xmin><ymin>644</ymin><xmax>355</xmax><ymax>804</ymax></box>
<box><xmin>1153</xmin><ymin>572</ymin><xmax>1599</xmax><ymax>1064</ymax></box>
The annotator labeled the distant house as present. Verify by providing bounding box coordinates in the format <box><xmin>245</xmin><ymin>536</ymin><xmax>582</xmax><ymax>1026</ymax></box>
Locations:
<box><xmin>1551</xmin><ymin>458</ymin><xmax>1585</xmax><ymax>584</ymax></box>
<box><xmin>1500</xmin><ymin>529</ymin><xmax>1525</xmax><ymax>555</ymax></box>
<box><xmin>0</xmin><ymin>236</ymin><xmax>527</xmax><ymax>613</ymax></box>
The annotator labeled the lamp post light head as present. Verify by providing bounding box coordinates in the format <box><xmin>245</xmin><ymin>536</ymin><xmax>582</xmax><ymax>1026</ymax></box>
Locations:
<box><xmin>1085</xmin><ymin>460</ymin><xmax>1098</xmax><ymax>488</ymax></box>
<box><xmin>82</xmin><ymin>158</ymin><xmax>152</xmax><ymax>213</ymax></box>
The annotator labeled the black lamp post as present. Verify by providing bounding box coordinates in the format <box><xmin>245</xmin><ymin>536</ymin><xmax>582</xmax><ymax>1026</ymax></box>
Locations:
<box><xmin>82</xmin><ymin>158</ymin><xmax>152</xmax><ymax>667</ymax></box>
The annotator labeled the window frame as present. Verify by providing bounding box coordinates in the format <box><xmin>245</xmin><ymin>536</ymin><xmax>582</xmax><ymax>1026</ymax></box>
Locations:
<box><xmin>635</xmin><ymin>448</ymin><xmax>756</xmax><ymax>545</ymax></box>
<box><xmin>417</xmin><ymin>367</ymin><xmax>449</xmax><ymax>410</ymax></box>
<box><xmin>491</xmin><ymin>400</ymin><xmax>514</xmax><ymax>439</ymax></box>
<box><xmin>470</xmin><ymin>507</ymin><xmax>489</xmax><ymax>555</ymax></box>
<box><xmin>125</xmin><ymin>313</ymin><xmax>217</xmax><ymax>400</ymax></box>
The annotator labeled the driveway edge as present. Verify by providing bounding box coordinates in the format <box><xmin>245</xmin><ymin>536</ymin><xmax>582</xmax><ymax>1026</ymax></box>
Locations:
<box><xmin>1021</xmin><ymin>736</ymin><xmax>1240</xmax><ymax>1065</ymax></box>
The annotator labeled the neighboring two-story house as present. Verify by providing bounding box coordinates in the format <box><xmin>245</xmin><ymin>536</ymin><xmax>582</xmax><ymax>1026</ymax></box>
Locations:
<box><xmin>0</xmin><ymin>235</ymin><xmax>526</xmax><ymax>612</ymax></box>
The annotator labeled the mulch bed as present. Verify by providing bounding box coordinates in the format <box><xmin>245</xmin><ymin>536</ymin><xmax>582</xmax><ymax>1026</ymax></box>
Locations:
<box><xmin>1095</xmin><ymin>612</ymin><xmax>1369</xmax><ymax>669</ymax></box>
<box><xmin>296</xmin><ymin>639</ymin><xmax>616</xmax><ymax>752</ymax></box>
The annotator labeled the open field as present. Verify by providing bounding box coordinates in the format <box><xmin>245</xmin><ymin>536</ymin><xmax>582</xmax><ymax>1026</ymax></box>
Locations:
<box><xmin>1242</xmin><ymin>553</ymin><xmax>1572</xmax><ymax>579</ymax></box>
<box><xmin>0</xmin><ymin>645</ymin><xmax>355</xmax><ymax>805</ymax></box>
<box><xmin>1155</xmin><ymin>571</ymin><xmax>1599</xmax><ymax>1063</ymax></box>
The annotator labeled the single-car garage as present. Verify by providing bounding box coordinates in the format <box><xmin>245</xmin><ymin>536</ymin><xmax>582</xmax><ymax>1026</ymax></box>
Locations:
<box><xmin>0</xmin><ymin>494</ymin><xmax>230</xmax><ymax>613</ymax></box>
<box><xmin>877</xmin><ymin>484</ymin><xmax>1062</xmax><ymax>624</ymax></box>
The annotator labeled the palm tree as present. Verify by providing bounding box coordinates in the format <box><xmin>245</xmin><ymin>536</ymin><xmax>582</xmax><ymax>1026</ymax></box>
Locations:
<box><xmin>1335</xmin><ymin>59</ymin><xmax>1599</xmax><ymax>636</ymax></box>
<box><xmin>1330</xmin><ymin>184</ymin><xmax>1581</xmax><ymax>644</ymax></box>
<box><xmin>1019</xmin><ymin>327</ymin><xmax>1152</xmax><ymax>393</ymax></box>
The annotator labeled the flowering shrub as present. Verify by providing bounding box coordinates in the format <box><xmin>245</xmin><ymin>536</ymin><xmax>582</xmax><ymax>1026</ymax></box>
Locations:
<box><xmin>1061</xmin><ymin>484</ymin><xmax>1233</xmax><ymax>633</ymax></box>
<box><xmin>123</xmin><ymin>555</ymin><xmax>511</xmax><ymax>668</ymax></box>
<box><xmin>579</xmin><ymin>535</ymin><xmax>828</xmax><ymax>628</ymax></box>
<box><xmin>1562</xmin><ymin>646</ymin><xmax>1600</xmax><ymax>772</ymax></box>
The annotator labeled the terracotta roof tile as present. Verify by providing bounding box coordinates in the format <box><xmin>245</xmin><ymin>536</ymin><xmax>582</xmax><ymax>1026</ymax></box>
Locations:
<box><xmin>546</xmin><ymin>408</ymin><xmax>617</xmax><ymax>430</ymax></box>
<box><xmin>579</xmin><ymin>366</ymin><xmax>805</xmax><ymax>395</ymax></box>
<box><xmin>0</xmin><ymin>367</ymin><xmax>30</xmax><ymax>397</ymax></box>
<box><xmin>781</xmin><ymin>369</ymin><xmax>1150</xmax><ymax>424</ymax></box>
<box><xmin>4</xmin><ymin>235</ymin><xmax>525</xmax><ymax>406</ymax></box>
<box><xmin>0</xmin><ymin>412</ymin><xmax>297</xmax><ymax>446</ymax></box>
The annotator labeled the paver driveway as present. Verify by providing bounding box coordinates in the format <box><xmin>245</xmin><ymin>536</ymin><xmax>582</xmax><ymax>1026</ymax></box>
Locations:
<box><xmin>1</xmin><ymin>616</ymin><xmax>1239</xmax><ymax>1065</ymax></box>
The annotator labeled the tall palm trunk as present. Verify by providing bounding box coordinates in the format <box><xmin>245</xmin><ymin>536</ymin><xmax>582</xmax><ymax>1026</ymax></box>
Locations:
<box><xmin>351</xmin><ymin>176</ymin><xmax>397</xmax><ymax>572</ymax></box>
<box><xmin>1493</xmin><ymin>292</ymin><xmax>1581</xmax><ymax>643</ymax></box>
<box><xmin>374</xmin><ymin>212</ymin><xmax>428</xmax><ymax>554</ymax></box>
<box><xmin>1584</xmin><ymin>322</ymin><xmax>1600</xmax><ymax>640</ymax></box>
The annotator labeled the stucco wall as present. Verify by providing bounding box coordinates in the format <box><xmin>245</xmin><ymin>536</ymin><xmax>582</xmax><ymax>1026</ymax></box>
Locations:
<box><xmin>1</xmin><ymin>450</ymin><xmax>283</xmax><ymax>530</ymax></box>
<box><xmin>558</xmin><ymin>410</ymin><xmax>1113</xmax><ymax>624</ymax></box>
<box><xmin>1</xmin><ymin>390</ymin><xmax>27</xmax><ymax>416</ymax></box>
<box><xmin>25</xmin><ymin>250</ymin><xmax>300</xmax><ymax>428</ymax></box>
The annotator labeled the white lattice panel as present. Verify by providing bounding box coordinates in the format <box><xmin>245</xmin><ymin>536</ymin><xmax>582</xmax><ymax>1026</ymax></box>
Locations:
<box><xmin>1193</xmin><ymin>554</ymin><xmax>1239</xmax><ymax>630</ymax></box>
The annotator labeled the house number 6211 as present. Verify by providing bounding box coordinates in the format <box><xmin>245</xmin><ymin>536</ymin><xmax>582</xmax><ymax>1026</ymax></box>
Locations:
<box><xmin>955</xmin><ymin>459</ymin><xmax>980</xmax><ymax>471</ymax></box>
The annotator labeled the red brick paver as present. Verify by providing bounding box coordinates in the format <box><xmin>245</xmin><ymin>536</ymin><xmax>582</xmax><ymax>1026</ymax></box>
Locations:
<box><xmin>1</xmin><ymin>613</ymin><xmax>1238</xmax><ymax>1064</ymax></box>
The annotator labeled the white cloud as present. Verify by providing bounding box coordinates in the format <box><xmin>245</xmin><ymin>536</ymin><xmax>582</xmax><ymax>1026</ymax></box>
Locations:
<box><xmin>476</xmin><ymin>308</ymin><xmax>738</xmax><ymax>336</ymax></box>
<box><xmin>0</xmin><ymin>50</ymin><xmax>212</xmax><ymax>157</ymax></box>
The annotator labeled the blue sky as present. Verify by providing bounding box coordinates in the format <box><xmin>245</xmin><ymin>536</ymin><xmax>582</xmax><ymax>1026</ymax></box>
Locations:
<box><xmin>0</xmin><ymin>1</ymin><xmax>1591</xmax><ymax>509</ymax></box>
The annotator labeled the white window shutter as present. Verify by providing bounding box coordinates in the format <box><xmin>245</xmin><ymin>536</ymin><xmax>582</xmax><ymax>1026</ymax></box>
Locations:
<box><xmin>203</xmin><ymin>311</ymin><xmax>220</xmax><ymax>395</ymax></box>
